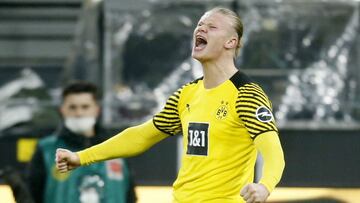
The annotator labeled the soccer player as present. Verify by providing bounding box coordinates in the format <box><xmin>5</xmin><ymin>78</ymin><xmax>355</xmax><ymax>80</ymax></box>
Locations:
<box><xmin>56</xmin><ymin>7</ymin><xmax>285</xmax><ymax>203</ymax></box>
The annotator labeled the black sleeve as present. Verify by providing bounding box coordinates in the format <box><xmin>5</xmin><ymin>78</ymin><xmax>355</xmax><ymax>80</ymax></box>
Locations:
<box><xmin>26</xmin><ymin>145</ymin><xmax>46</xmax><ymax>203</ymax></box>
<box><xmin>126</xmin><ymin>177</ymin><xmax>137</xmax><ymax>203</ymax></box>
<box><xmin>125</xmin><ymin>160</ymin><xmax>137</xmax><ymax>203</ymax></box>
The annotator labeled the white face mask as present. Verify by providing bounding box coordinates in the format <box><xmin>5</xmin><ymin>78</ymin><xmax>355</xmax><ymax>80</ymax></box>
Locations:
<box><xmin>64</xmin><ymin>117</ymin><xmax>96</xmax><ymax>135</ymax></box>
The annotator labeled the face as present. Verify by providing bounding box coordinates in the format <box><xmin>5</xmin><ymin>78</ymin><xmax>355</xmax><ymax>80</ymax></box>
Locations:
<box><xmin>60</xmin><ymin>93</ymin><xmax>100</xmax><ymax>119</ymax></box>
<box><xmin>192</xmin><ymin>11</ymin><xmax>238</xmax><ymax>62</ymax></box>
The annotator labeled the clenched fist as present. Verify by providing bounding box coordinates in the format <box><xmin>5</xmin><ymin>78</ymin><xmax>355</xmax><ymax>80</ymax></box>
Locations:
<box><xmin>55</xmin><ymin>148</ymin><xmax>81</xmax><ymax>173</ymax></box>
<box><xmin>240</xmin><ymin>183</ymin><xmax>269</xmax><ymax>203</ymax></box>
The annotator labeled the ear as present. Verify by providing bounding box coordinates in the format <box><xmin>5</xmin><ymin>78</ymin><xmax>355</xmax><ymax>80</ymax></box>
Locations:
<box><xmin>224</xmin><ymin>37</ymin><xmax>238</xmax><ymax>49</ymax></box>
<box><xmin>95</xmin><ymin>104</ymin><xmax>101</xmax><ymax>116</ymax></box>
<box><xmin>58</xmin><ymin>105</ymin><xmax>66</xmax><ymax>119</ymax></box>
<box><xmin>59</xmin><ymin>105</ymin><xmax>65</xmax><ymax>116</ymax></box>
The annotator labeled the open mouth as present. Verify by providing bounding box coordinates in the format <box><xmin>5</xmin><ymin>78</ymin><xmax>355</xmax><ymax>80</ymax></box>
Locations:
<box><xmin>195</xmin><ymin>35</ymin><xmax>207</xmax><ymax>50</ymax></box>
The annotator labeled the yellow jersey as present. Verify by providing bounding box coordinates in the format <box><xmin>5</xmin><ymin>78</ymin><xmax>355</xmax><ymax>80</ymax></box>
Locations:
<box><xmin>153</xmin><ymin>71</ymin><xmax>278</xmax><ymax>203</ymax></box>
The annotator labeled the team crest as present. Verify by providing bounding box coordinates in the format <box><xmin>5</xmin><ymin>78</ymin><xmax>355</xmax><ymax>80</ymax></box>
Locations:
<box><xmin>215</xmin><ymin>101</ymin><xmax>229</xmax><ymax>120</ymax></box>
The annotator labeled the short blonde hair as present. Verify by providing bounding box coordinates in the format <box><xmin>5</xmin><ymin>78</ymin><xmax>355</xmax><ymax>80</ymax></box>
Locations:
<box><xmin>207</xmin><ymin>7</ymin><xmax>243</xmax><ymax>56</ymax></box>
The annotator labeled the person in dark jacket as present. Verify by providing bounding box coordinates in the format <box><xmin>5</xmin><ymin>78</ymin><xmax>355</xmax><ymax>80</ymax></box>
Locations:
<box><xmin>27</xmin><ymin>81</ymin><xmax>136</xmax><ymax>203</ymax></box>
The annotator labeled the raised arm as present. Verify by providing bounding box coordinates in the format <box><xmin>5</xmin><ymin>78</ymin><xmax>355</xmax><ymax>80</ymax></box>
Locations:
<box><xmin>56</xmin><ymin>119</ymin><xmax>168</xmax><ymax>172</ymax></box>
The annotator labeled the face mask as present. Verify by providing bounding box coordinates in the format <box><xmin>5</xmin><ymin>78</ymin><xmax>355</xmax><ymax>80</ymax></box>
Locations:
<box><xmin>64</xmin><ymin>117</ymin><xmax>96</xmax><ymax>134</ymax></box>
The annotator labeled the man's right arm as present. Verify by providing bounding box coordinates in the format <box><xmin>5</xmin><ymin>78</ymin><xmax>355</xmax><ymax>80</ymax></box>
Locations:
<box><xmin>56</xmin><ymin>119</ymin><xmax>168</xmax><ymax>171</ymax></box>
<box><xmin>79</xmin><ymin>119</ymin><xmax>168</xmax><ymax>165</ymax></box>
<box><xmin>56</xmin><ymin>85</ymin><xmax>184</xmax><ymax>172</ymax></box>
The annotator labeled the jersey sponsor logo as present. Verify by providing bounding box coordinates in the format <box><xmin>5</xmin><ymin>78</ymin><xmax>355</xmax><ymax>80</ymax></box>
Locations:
<box><xmin>255</xmin><ymin>106</ymin><xmax>273</xmax><ymax>123</ymax></box>
<box><xmin>215</xmin><ymin>101</ymin><xmax>228</xmax><ymax>120</ymax></box>
<box><xmin>106</xmin><ymin>159</ymin><xmax>124</xmax><ymax>180</ymax></box>
<box><xmin>187</xmin><ymin>122</ymin><xmax>209</xmax><ymax>156</ymax></box>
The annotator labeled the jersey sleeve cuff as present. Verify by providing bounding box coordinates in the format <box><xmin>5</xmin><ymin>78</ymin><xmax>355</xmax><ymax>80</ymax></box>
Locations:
<box><xmin>259</xmin><ymin>180</ymin><xmax>274</xmax><ymax>193</ymax></box>
<box><xmin>77</xmin><ymin>150</ymin><xmax>89</xmax><ymax>166</ymax></box>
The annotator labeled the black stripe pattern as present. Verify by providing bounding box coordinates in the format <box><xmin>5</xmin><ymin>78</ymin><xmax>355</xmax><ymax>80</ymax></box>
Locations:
<box><xmin>153</xmin><ymin>88</ymin><xmax>183</xmax><ymax>136</ymax></box>
<box><xmin>153</xmin><ymin>78</ymin><xmax>202</xmax><ymax>135</ymax></box>
<box><xmin>236</xmin><ymin>83</ymin><xmax>277</xmax><ymax>138</ymax></box>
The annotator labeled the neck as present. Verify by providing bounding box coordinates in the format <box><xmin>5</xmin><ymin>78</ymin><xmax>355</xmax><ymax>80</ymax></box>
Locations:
<box><xmin>201</xmin><ymin>57</ymin><xmax>238</xmax><ymax>89</ymax></box>
<box><xmin>82</xmin><ymin>129</ymin><xmax>95</xmax><ymax>138</ymax></box>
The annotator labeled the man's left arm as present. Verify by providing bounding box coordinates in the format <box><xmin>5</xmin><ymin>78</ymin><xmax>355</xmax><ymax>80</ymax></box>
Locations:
<box><xmin>255</xmin><ymin>131</ymin><xmax>285</xmax><ymax>192</ymax></box>
<box><xmin>237</xmin><ymin>84</ymin><xmax>285</xmax><ymax>202</ymax></box>
<box><xmin>241</xmin><ymin>131</ymin><xmax>285</xmax><ymax>202</ymax></box>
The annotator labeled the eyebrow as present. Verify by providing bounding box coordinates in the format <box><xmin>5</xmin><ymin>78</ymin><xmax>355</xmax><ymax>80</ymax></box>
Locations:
<box><xmin>198</xmin><ymin>20</ymin><xmax>216</xmax><ymax>26</ymax></box>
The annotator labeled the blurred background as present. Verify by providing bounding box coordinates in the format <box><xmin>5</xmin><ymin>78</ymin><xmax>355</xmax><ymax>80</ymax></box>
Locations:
<box><xmin>0</xmin><ymin>0</ymin><xmax>360</xmax><ymax>202</ymax></box>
